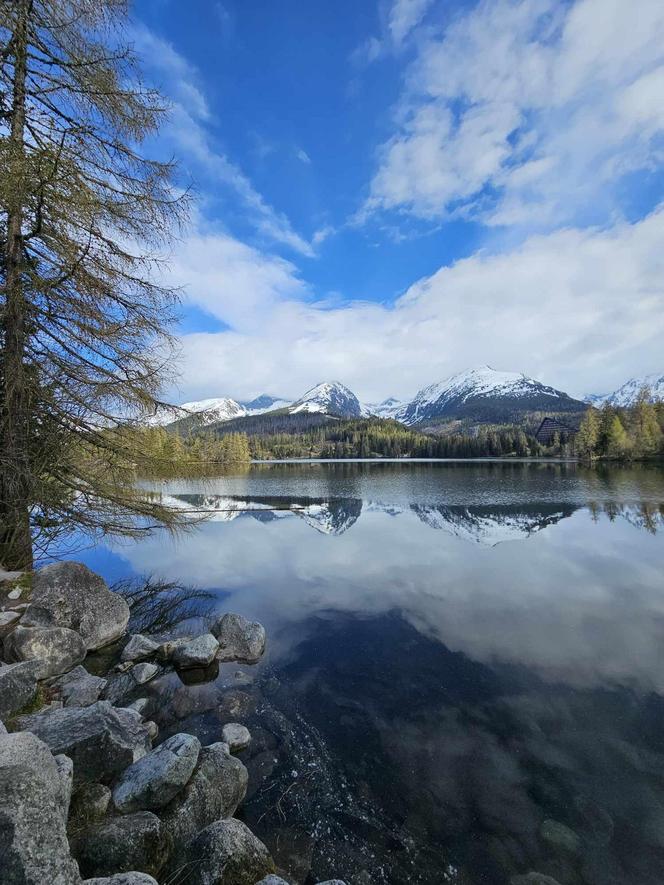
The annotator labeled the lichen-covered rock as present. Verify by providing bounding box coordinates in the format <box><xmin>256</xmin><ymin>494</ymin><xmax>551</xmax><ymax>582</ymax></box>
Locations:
<box><xmin>0</xmin><ymin>731</ymin><xmax>81</xmax><ymax>884</ymax></box>
<box><xmin>76</xmin><ymin>811</ymin><xmax>170</xmax><ymax>878</ymax></box>
<box><xmin>17</xmin><ymin>700</ymin><xmax>151</xmax><ymax>784</ymax></box>
<box><xmin>221</xmin><ymin>722</ymin><xmax>251</xmax><ymax>752</ymax></box>
<box><xmin>83</xmin><ymin>875</ymin><xmax>158</xmax><ymax>885</ymax></box>
<box><xmin>161</xmin><ymin>741</ymin><xmax>248</xmax><ymax>857</ymax></box>
<box><xmin>52</xmin><ymin>665</ymin><xmax>107</xmax><ymax>707</ymax></box>
<box><xmin>211</xmin><ymin>613</ymin><xmax>266</xmax><ymax>663</ymax></box>
<box><xmin>0</xmin><ymin>659</ymin><xmax>41</xmax><ymax>718</ymax></box>
<box><xmin>113</xmin><ymin>732</ymin><xmax>201</xmax><ymax>813</ymax></box>
<box><xmin>4</xmin><ymin>624</ymin><xmax>87</xmax><ymax>678</ymax></box>
<box><xmin>23</xmin><ymin>561</ymin><xmax>129</xmax><ymax>651</ymax></box>
<box><xmin>172</xmin><ymin>633</ymin><xmax>219</xmax><ymax>669</ymax></box>
<box><xmin>131</xmin><ymin>662</ymin><xmax>159</xmax><ymax>685</ymax></box>
<box><xmin>176</xmin><ymin>818</ymin><xmax>273</xmax><ymax>885</ymax></box>
<box><xmin>70</xmin><ymin>782</ymin><xmax>112</xmax><ymax>821</ymax></box>
<box><xmin>121</xmin><ymin>634</ymin><xmax>159</xmax><ymax>663</ymax></box>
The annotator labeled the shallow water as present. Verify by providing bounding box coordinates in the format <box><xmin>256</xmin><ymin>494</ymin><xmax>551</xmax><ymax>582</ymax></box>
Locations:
<box><xmin>66</xmin><ymin>461</ymin><xmax>664</xmax><ymax>884</ymax></box>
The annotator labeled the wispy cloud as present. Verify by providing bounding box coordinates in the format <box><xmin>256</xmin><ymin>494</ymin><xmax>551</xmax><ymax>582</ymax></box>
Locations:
<box><xmin>388</xmin><ymin>0</ymin><xmax>435</xmax><ymax>45</ymax></box>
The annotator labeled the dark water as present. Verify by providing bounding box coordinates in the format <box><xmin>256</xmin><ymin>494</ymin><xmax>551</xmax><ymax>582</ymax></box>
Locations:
<box><xmin>66</xmin><ymin>461</ymin><xmax>664</xmax><ymax>885</ymax></box>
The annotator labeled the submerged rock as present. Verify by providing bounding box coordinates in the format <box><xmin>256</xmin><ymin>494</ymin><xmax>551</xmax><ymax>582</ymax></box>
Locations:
<box><xmin>121</xmin><ymin>634</ymin><xmax>159</xmax><ymax>663</ymax></box>
<box><xmin>0</xmin><ymin>659</ymin><xmax>41</xmax><ymax>718</ymax></box>
<box><xmin>52</xmin><ymin>665</ymin><xmax>107</xmax><ymax>707</ymax></box>
<box><xmin>23</xmin><ymin>561</ymin><xmax>129</xmax><ymax>651</ymax></box>
<box><xmin>212</xmin><ymin>613</ymin><xmax>266</xmax><ymax>663</ymax></box>
<box><xmin>4</xmin><ymin>624</ymin><xmax>87</xmax><ymax>677</ymax></box>
<box><xmin>0</xmin><ymin>731</ymin><xmax>81</xmax><ymax>884</ymax></box>
<box><xmin>112</xmin><ymin>732</ymin><xmax>201</xmax><ymax>813</ymax></box>
<box><xmin>222</xmin><ymin>722</ymin><xmax>251</xmax><ymax>752</ymax></box>
<box><xmin>176</xmin><ymin>818</ymin><xmax>273</xmax><ymax>885</ymax></box>
<box><xmin>510</xmin><ymin>874</ymin><xmax>563</xmax><ymax>885</ymax></box>
<box><xmin>540</xmin><ymin>819</ymin><xmax>581</xmax><ymax>853</ymax></box>
<box><xmin>76</xmin><ymin>811</ymin><xmax>170</xmax><ymax>878</ymax></box>
<box><xmin>172</xmin><ymin>633</ymin><xmax>219</xmax><ymax>669</ymax></box>
<box><xmin>17</xmin><ymin>700</ymin><xmax>151</xmax><ymax>784</ymax></box>
<box><xmin>161</xmin><ymin>741</ymin><xmax>248</xmax><ymax>857</ymax></box>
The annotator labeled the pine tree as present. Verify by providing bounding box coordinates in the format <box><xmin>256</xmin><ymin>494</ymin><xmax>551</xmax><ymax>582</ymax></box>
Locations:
<box><xmin>606</xmin><ymin>415</ymin><xmax>630</xmax><ymax>459</ymax></box>
<box><xmin>0</xmin><ymin>1</ymin><xmax>188</xmax><ymax>567</ymax></box>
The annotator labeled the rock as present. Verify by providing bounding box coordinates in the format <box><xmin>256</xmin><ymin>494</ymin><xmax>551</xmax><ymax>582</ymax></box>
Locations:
<box><xmin>211</xmin><ymin>613</ymin><xmax>266</xmax><ymax>663</ymax></box>
<box><xmin>113</xmin><ymin>732</ymin><xmax>201</xmax><ymax>813</ymax></box>
<box><xmin>161</xmin><ymin>741</ymin><xmax>248</xmax><ymax>856</ymax></box>
<box><xmin>121</xmin><ymin>634</ymin><xmax>159</xmax><ymax>663</ymax></box>
<box><xmin>0</xmin><ymin>719</ymin><xmax>6</xmax><ymax>734</ymax></box>
<box><xmin>178</xmin><ymin>818</ymin><xmax>273</xmax><ymax>885</ymax></box>
<box><xmin>55</xmin><ymin>753</ymin><xmax>75</xmax><ymax>818</ymax></box>
<box><xmin>256</xmin><ymin>878</ymin><xmax>291</xmax><ymax>885</ymax></box>
<box><xmin>17</xmin><ymin>700</ymin><xmax>151</xmax><ymax>784</ymax></box>
<box><xmin>172</xmin><ymin>633</ymin><xmax>219</xmax><ymax>669</ymax></box>
<box><xmin>123</xmin><ymin>697</ymin><xmax>150</xmax><ymax>715</ymax></box>
<box><xmin>0</xmin><ymin>659</ymin><xmax>41</xmax><ymax>718</ymax></box>
<box><xmin>115</xmin><ymin>661</ymin><xmax>134</xmax><ymax>673</ymax></box>
<box><xmin>0</xmin><ymin>731</ymin><xmax>81</xmax><ymax>884</ymax></box>
<box><xmin>0</xmin><ymin>609</ymin><xmax>21</xmax><ymax>638</ymax></box>
<box><xmin>155</xmin><ymin>637</ymin><xmax>189</xmax><ymax>664</ymax></box>
<box><xmin>131</xmin><ymin>662</ymin><xmax>159</xmax><ymax>685</ymax></box>
<box><xmin>218</xmin><ymin>689</ymin><xmax>254</xmax><ymax>719</ymax></box>
<box><xmin>145</xmin><ymin>720</ymin><xmax>159</xmax><ymax>740</ymax></box>
<box><xmin>52</xmin><ymin>665</ymin><xmax>107</xmax><ymax>707</ymax></box>
<box><xmin>7</xmin><ymin>587</ymin><xmax>22</xmax><ymax>600</ymax></box>
<box><xmin>222</xmin><ymin>722</ymin><xmax>251</xmax><ymax>751</ymax></box>
<box><xmin>510</xmin><ymin>875</ymin><xmax>563</xmax><ymax>885</ymax></box>
<box><xmin>177</xmin><ymin>659</ymin><xmax>219</xmax><ymax>685</ymax></box>
<box><xmin>83</xmin><ymin>876</ymin><xmax>158</xmax><ymax>885</ymax></box>
<box><xmin>4</xmin><ymin>624</ymin><xmax>87</xmax><ymax>678</ymax></box>
<box><xmin>71</xmin><ymin>782</ymin><xmax>112</xmax><ymax>821</ymax></box>
<box><xmin>540</xmin><ymin>819</ymin><xmax>581</xmax><ymax>854</ymax></box>
<box><xmin>76</xmin><ymin>811</ymin><xmax>170</xmax><ymax>878</ymax></box>
<box><xmin>102</xmin><ymin>672</ymin><xmax>136</xmax><ymax>705</ymax></box>
<box><xmin>23</xmin><ymin>561</ymin><xmax>129</xmax><ymax>651</ymax></box>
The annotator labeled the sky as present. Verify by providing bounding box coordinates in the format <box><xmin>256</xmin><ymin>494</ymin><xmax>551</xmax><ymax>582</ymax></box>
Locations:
<box><xmin>132</xmin><ymin>0</ymin><xmax>664</xmax><ymax>404</ymax></box>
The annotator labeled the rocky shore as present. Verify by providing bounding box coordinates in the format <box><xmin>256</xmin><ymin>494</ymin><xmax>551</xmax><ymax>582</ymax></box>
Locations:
<box><xmin>0</xmin><ymin>561</ymin><xmax>346</xmax><ymax>885</ymax></box>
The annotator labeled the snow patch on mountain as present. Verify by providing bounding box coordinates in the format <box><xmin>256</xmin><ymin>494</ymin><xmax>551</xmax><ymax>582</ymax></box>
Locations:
<box><xmin>289</xmin><ymin>381</ymin><xmax>365</xmax><ymax>418</ymax></box>
<box><xmin>365</xmin><ymin>397</ymin><xmax>407</xmax><ymax>419</ymax></box>
<box><xmin>593</xmin><ymin>374</ymin><xmax>664</xmax><ymax>407</ymax></box>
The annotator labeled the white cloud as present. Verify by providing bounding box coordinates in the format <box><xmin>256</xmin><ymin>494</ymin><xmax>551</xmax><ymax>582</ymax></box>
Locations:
<box><xmin>169</xmin><ymin>205</ymin><xmax>664</xmax><ymax>402</ymax></box>
<box><xmin>295</xmin><ymin>148</ymin><xmax>312</xmax><ymax>165</ymax></box>
<box><xmin>363</xmin><ymin>0</ymin><xmax>664</xmax><ymax>227</ymax></box>
<box><xmin>389</xmin><ymin>0</ymin><xmax>435</xmax><ymax>45</ymax></box>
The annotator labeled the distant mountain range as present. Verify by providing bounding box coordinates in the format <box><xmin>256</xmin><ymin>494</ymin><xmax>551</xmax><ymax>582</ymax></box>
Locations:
<box><xmin>585</xmin><ymin>373</ymin><xmax>664</xmax><ymax>407</ymax></box>
<box><xmin>146</xmin><ymin>366</ymin><xmax>663</xmax><ymax>432</ymax></box>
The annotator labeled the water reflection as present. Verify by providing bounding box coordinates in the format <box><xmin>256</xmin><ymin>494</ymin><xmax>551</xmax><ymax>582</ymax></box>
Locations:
<box><xmin>71</xmin><ymin>463</ymin><xmax>664</xmax><ymax>884</ymax></box>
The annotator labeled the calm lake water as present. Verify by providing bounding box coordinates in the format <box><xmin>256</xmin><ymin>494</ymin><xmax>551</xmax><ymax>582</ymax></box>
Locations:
<box><xmin>64</xmin><ymin>461</ymin><xmax>664</xmax><ymax>885</ymax></box>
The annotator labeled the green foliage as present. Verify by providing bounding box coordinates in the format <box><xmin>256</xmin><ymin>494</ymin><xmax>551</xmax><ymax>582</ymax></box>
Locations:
<box><xmin>576</xmin><ymin>390</ymin><xmax>664</xmax><ymax>461</ymax></box>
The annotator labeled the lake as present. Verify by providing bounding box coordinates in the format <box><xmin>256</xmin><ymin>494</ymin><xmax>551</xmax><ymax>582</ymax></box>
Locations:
<box><xmin>64</xmin><ymin>461</ymin><xmax>664</xmax><ymax>885</ymax></box>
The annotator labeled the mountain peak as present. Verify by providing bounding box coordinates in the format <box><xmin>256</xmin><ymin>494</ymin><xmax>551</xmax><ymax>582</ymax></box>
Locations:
<box><xmin>289</xmin><ymin>381</ymin><xmax>363</xmax><ymax>418</ymax></box>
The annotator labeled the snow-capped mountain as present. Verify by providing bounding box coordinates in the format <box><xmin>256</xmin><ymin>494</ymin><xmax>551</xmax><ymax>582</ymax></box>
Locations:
<box><xmin>589</xmin><ymin>374</ymin><xmax>664</xmax><ymax>407</ymax></box>
<box><xmin>365</xmin><ymin>397</ymin><xmax>406</xmax><ymax>420</ymax></box>
<box><xmin>241</xmin><ymin>394</ymin><xmax>292</xmax><ymax>413</ymax></box>
<box><xmin>399</xmin><ymin>366</ymin><xmax>585</xmax><ymax>426</ymax></box>
<box><xmin>288</xmin><ymin>381</ymin><xmax>365</xmax><ymax>418</ymax></box>
<box><xmin>144</xmin><ymin>394</ymin><xmax>290</xmax><ymax>428</ymax></box>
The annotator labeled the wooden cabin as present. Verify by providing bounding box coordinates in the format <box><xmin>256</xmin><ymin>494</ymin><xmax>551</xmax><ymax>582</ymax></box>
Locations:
<box><xmin>535</xmin><ymin>416</ymin><xmax>575</xmax><ymax>445</ymax></box>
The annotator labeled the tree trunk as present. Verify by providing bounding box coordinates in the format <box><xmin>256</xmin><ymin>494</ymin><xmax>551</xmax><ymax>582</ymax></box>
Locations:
<box><xmin>0</xmin><ymin>0</ymin><xmax>33</xmax><ymax>570</ymax></box>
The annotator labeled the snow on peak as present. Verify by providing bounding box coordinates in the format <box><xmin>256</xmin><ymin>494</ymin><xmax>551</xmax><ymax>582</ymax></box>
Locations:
<box><xmin>289</xmin><ymin>381</ymin><xmax>363</xmax><ymax>417</ymax></box>
<box><xmin>599</xmin><ymin>373</ymin><xmax>664</xmax><ymax>407</ymax></box>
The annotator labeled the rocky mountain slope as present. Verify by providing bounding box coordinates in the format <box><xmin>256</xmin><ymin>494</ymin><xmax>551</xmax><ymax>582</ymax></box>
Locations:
<box><xmin>587</xmin><ymin>373</ymin><xmax>664</xmax><ymax>407</ymax></box>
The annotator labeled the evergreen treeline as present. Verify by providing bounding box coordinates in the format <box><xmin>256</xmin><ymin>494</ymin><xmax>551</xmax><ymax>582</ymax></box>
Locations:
<box><xmin>576</xmin><ymin>392</ymin><xmax>664</xmax><ymax>461</ymax></box>
<box><xmin>126</xmin><ymin>428</ymin><xmax>251</xmax><ymax>467</ymax></box>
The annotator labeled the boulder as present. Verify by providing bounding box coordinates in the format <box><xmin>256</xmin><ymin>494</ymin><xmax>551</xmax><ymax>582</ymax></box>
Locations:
<box><xmin>4</xmin><ymin>624</ymin><xmax>87</xmax><ymax>678</ymax></box>
<box><xmin>172</xmin><ymin>633</ymin><xmax>219</xmax><ymax>669</ymax></box>
<box><xmin>123</xmin><ymin>697</ymin><xmax>150</xmax><ymax>716</ymax></box>
<box><xmin>76</xmin><ymin>811</ymin><xmax>170</xmax><ymax>878</ymax></box>
<box><xmin>17</xmin><ymin>700</ymin><xmax>151</xmax><ymax>784</ymax></box>
<box><xmin>540</xmin><ymin>819</ymin><xmax>580</xmax><ymax>854</ymax></box>
<box><xmin>71</xmin><ymin>782</ymin><xmax>112</xmax><ymax>821</ymax></box>
<box><xmin>52</xmin><ymin>665</ymin><xmax>107</xmax><ymax>707</ymax></box>
<box><xmin>161</xmin><ymin>741</ymin><xmax>248</xmax><ymax>856</ymax></box>
<box><xmin>0</xmin><ymin>719</ymin><xmax>6</xmax><ymax>734</ymax></box>
<box><xmin>0</xmin><ymin>609</ymin><xmax>21</xmax><ymax>638</ymax></box>
<box><xmin>113</xmin><ymin>732</ymin><xmax>201</xmax><ymax>813</ymax></box>
<box><xmin>55</xmin><ymin>753</ymin><xmax>75</xmax><ymax>818</ymax></box>
<box><xmin>0</xmin><ymin>731</ymin><xmax>81</xmax><ymax>884</ymax></box>
<box><xmin>131</xmin><ymin>662</ymin><xmax>160</xmax><ymax>685</ymax></box>
<box><xmin>177</xmin><ymin>818</ymin><xmax>273</xmax><ymax>885</ymax></box>
<box><xmin>0</xmin><ymin>659</ymin><xmax>41</xmax><ymax>718</ymax></box>
<box><xmin>222</xmin><ymin>722</ymin><xmax>251</xmax><ymax>752</ymax></box>
<box><xmin>102</xmin><ymin>672</ymin><xmax>136</xmax><ymax>706</ymax></box>
<box><xmin>23</xmin><ymin>561</ymin><xmax>129</xmax><ymax>651</ymax></box>
<box><xmin>121</xmin><ymin>634</ymin><xmax>159</xmax><ymax>663</ymax></box>
<box><xmin>211</xmin><ymin>613</ymin><xmax>266</xmax><ymax>663</ymax></box>
<box><xmin>83</xmin><ymin>876</ymin><xmax>158</xmax><ymax>885</ymax></box>
<box><xmin>155</xmin><ymin>637</ymin><xmax>189</xmax><ymax>664</ymax></box>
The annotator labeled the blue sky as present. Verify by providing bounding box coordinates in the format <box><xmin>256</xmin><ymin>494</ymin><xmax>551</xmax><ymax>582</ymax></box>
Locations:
<box><xmin>131</xmin><ymin>0</ymin><xmax>664</xmax><ymax>403</ymax></box>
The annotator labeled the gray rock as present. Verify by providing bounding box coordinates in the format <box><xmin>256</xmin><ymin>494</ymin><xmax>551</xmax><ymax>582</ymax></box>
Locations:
<box><xmin>7</xmin><ymin>587</ymin><xmax>23</xmax><ymax>600</ymax></box>
<box><xmin>510</xmin><ymin>875</ymin><xmax>563</xmax><ymax>885</ymax></box>
<box><xmin>155</xmin><ymin>637</ymin><xmax>189</xmax><ymax>664</ymax></box>
<box><xmin>102</xmin><ymin>672</ymin><xmax>136</xmax><ymax>705</ymax></box>
<box><xmin>121</xmin><ymin>634</ymin><xmax>159</xmax><ymax>663</ymax></box>
<box><xmin>52</xmin><ymin>665</ymin><xmax>107</xmax><ymax>707</ymax></box>
<box><xmin>23</xmin><ymin>561</ymin><xmax>129</xmax><ymax>651</ymax></box>
<box><xmin>0</xmin><ymin>609</ymin><xmax>21</xmax><ymax>638</ymax></box>
<box><xmin>83</xmin><ymin>876</ymin><xmax>158</xmax><ymax>885</ymax></box>
<box><xmin>0</xmin><ymin>659</ymin><xmax>41</xmax><ymax>718</ymax></box>
<box><xmin>540</xmin><ymin>819</ymin><xmax>581</xmax><ymax>853</ymax></box>
<box><xmin>17</xmin><ymin>700</ymin><xmax>151</xmax><ymax>784</ymax></box>
<box><xmin>113</xmin><ymin>732</ymin><xmax>201</xmax><ymax>813</ymax></box>
<box><xmin>0</xmin><ymin>719</ymin><xmax>6</xmax><ymax>734</ymax></box>
<box><xmin>71</xmin><ymin>782</ymin><xmax>112</xmax><ymax>821</ymax></box>
<box><xmin>131</xmin><ymin>662</ymin><xmax>159</xmax><ymax>685</ymax></box>
<box><xmin>318</xmin><ymin>881</ymin><xmax>348</xmax><ymax>885</ymax></box>
<box><xmin>123</xmin><ymin>697</ymin><xmax>150</xmax><ymax>715</ymax></box>
<box><xmin>76</xmin><ymin>811</ymin><xmax>170</xmax><ymax>878</ymax></box>
<box><xmin>0</xmin><ymin>731</ymin><xmax>81</xmax><ymax>884</ymax></box>
<box><xmin>144</xmin><ymin>720</ymin><xmax>159</xmax><ymax>740</ymax></box>
<box><xmin>55</xmin><ymin>753</ymin><xmax>75</xmax><ymax>818</ymax></box>
<box><xmin>222</xmin><ymin>722</ymin><xmax>251</xmax><ymax>751</ymax></box>
<box><xmin>211</xmin><ymin>613</ymin><xmax>266</xmax><ymax>663</ymax></box>
<box><xmin>256</xmin><ymin>878</ymin><xmax>291</xmax><ymax>885</ymax></box>
<box><xmin>114</xmin><ymin>661</ymin><xmax>134</xmax><ymax>673</ymax></box>
<box><xmin>4</xmin><ymin>624</ymin><xmax>87</xmax><ymax>677</ymax></box>
<box><xmin>161</xmin><ymin>741</ymin><xmax>248</xmax><ymax>856</ymax></box>
<box><xmin>172</xmin><ymin>633</ymin><xmax>219</xmax><ymax>669</ymax></box>
<box><xmin>178</xmin><ymin>818</ymin><xmax>273</xmax><ymax>885</ymax></box>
